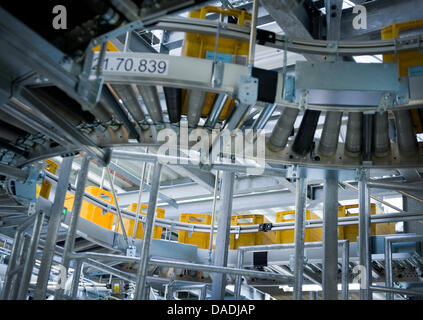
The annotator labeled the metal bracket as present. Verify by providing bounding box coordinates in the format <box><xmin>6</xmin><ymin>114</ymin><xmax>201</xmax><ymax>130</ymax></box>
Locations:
<box><xmin>27</xmin><ymin>202</ymin><xmax>36</xmax><ymax>216</ymax></box>
<box><xmin>211</xmin><ymin>60</ymin><xmax>224</xmax><ymax>88</ymax></box>
<box><xmin>355</xmin><ymin>168</ymin><xmax>368</xmax><ymax>181</ymax></box>
<box><xmin>298</xmin><ymin>90</ymin><xmax>308</xmax><ymax>111</ymax></box>
<box><xmin>377</xmin><ymin>92</ymin><xmax>392</xmax><ymax>113</ymax></box>
<box><xmin>238</xmin><ymin>76</ymin><xmax>258</xmax><ymax>105</ymax></box>
<box><xmin>188</xmin><ymin>225</ymin><xmax>195</xmax><ymax>238</ymax></box>
<box><xmin>126</xmin><ymin>245</ymin><xmax>136</xmax><ymax>257</ymax></box>
<box><xmin>235</xmin><ymin>226</ymin><xmax>241</xmax><ymax>240</ymax></box>
<box><xmin>258</xmin><ymin>223</ymin><xmax>273</xmax><ymax>232</ymax></box>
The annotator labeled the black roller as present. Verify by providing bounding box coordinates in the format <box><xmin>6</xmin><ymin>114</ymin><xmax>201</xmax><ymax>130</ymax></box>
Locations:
<box><xmin>292</xmin><ymin>110</ymin><xmax>321</xmax><ymax>156</ymax></box>
<box><xmin>362</xmin><ymin>113</ymin><xmax>374</xmax><ymax>162</ymax></box>
<box><xmin>164</xmin><ymin>87</ymin><xmax>182</xmax><ymax>124</ymax></box>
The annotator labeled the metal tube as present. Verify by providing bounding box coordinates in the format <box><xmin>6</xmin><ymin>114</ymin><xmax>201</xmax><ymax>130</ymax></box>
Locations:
<box><xmin>369</xmin><ymin>285</ymin><xmax>423</xmax><ymax>297</ymax></box>
<box><xmin>17</xmin><ymin>210</ymin><xmax>45</xmax><ymax>300</ymax></box>
<box><xmin>341</xmin><ymin>181</ymin><xmax>403</xmax><ymax>212</ymax></box>
<box><xmin>164</xmin><ymin>87</ymin><xmax>182</xmax><ymax>124</ymax></box>
<box><xmin>70</xmin><ymin>260</ymin><xmax>83</xmax><ymax>299</ymax></box>
<box><xmin>0</xmin><ymin>163</ymin><xmax>29</xmax><ymax>182</ymax></box>
<box><xmin>318</xmin><ymin>111</ymin><xmax>343</xmax><ymax>157</ymax></box>
<box><xmin>204</xmin><ymin>94</ymin><xmax>228</xmax><ymax>130</ymax></box>
<box><xmin>341</xmin><ymin>240</ymin><xmax>350</xmax><ymax>300</ymax></box>
<box><xmin>134</xmin><ymin>162</ymin><xmax>162</xmax><ymax>300</ymax></box>
<box><xmin>9</xmin><ymin>234</ymin><xmax>30</xmax><ymax>300</ymax></box>
<box><xmin>137</xmin><ymin>85</ymin><xmax>163</xmax><ymax>124</ymax></box>
<box><xmin>248</xmin><ymin>0</ymin><xmax>259</xmax><ymax>70</ymax></box>
<box><xmin>208</xmin><ymin>170</ymin><xmax>220</xmax><ymax>263</ymax></box>
<box><xmin>345</xmin><ymin>112</ymin><xmax>362</xmax><ymax>156</ymax></box>
<box><xmin>54</xmin><ymin>155</ymin><xmax>90</xmax><ymax>300</ymax></box>
<box><xmin>112</xmin><ymin>84</ymin><xmax>147</xmax><ymax>127</ymax></box>
<box><xmin>211</xmin><ymin>170</ymin><xmax>234</xmax><ymax>300</ymax></box>
<box><xmin>106</xmin><ymin>168</ymin><xmax>129</xmax><ymax>247</ymax></box>
<box><xmin>394</xmin><ymin>110</ymin><xmax>419</xmax><ymax>157</ymax></box>
<box><xmin>70</xmin><ymin>252</ymin><xmax>294</xmax><ymax>282</ymax></box>
<box><xmin>358</xmin><ymin>172</ymin><xmax>372</xmax><ymax>300</ymax></box>
<box><xmin>293</xmin><ymin>176</ymin><xmax>307</xmax><ymax>300</ymax></box>
<box><xmin>234</xmin><ymin>249</ymin><xmax>244</xmax><ymax>300</ymax></box>
<box><xmin>33</xmin><ymin>156</ymin><xmax>73</xmax><ymax>300</ymax></box>
<box><xmin>384</xmin><ymin>236</ymin><xmax>393</xmax><ymax>300</ymax></box>
<box><xmin>373</xmin><ymin>111</ymin><xmax>391</xmax><ymax>157</ymax></box>
<box><xmin>368</xmin><ymin>181</ymin><xmax>423</xmax><ymax>193</ymax></box>
<box><xmin>132</xmin><ymin>161</ymin><xmax>147</xmax><ymax>245</ymax></box>
<box><xmin>84</xmin><ymin>258</ymin><xmax>135</xmax><ymax>282</ymax></box>
<box><xmin>252</xmin><ymin>104</ymin><xmax>277</xmax><ymax>131</ymax></box>
<box><xmin>187</xmin><ymin>89</ymin><xmax>206</xmax><ymax>128</ymax></box>
<box><xmin>322</xmin><ymin>173</ymin><xmax>339</xmax><ymax>300</ymax></box>
<box><xmin>268</xmin><ymin>107</ymin><xmax>299</xmax><ymax>151</ymax></box>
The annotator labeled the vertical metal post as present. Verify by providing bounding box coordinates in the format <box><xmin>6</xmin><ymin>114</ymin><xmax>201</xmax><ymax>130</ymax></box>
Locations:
<box><xmin>134</xmin><ymin>162</ymin><xmax>162</xmax><ymax>300</ymax></box>
<box><xmin>208</xmin><ymin>170</ymin><xmax>220</xmax><ymax>264</ymax></box>
<box><xmin>211</xmin><ymin>170</ymin><xmax>235</xmax><ymax>300</ymax></box>
<box><xmin>293</xmin><ymin>175</ymin><xmax>307</xmax><ymax>300</ymax></box>
<box><xmin>17</xmin><ymin>210</ymin><xmax>45</xmax><ymax>300</ymax></box>
<box><xmin>106</xmin><ymin>167</ymin><xmax>129</xmax><ymax>247</ymax></box>
<box><xmin>10</xmin><ymin>234</ymin><xmax>30</xmax><ymax>299</ymax></box>
<box><xmin>33</xmin><ymin>156</ymin><xmax>73</xmax><ymax>300</ymax></box>
<box><xmin>55</xmin><ymin>156</ymin><xmax>90</xmax><ymax>300</ymax></box>
<box><xmin>322</xmin><ymin>172</ymin><xmax>339</xmax><ymax>300</ymax></box>
<box><xmin>358</xmin><ymin>170</ymin><xmax>372</xmax><ymax>300</ymax></box>
<box><xmin>341</xmin><ymin>240</ymin><xmax>350</xmax><ymax>300</ymax></box>
<box><xmin>248</xmin><ymin>0</ymin><xmax>259</xmax><ymax>72</ymax></box>
<box><xmin>384</xmin><ymin>238</ymin><xmax>393</xmax><ymax>300</ymax></box>
<box><xmin>234</xmin><ymin>249</ymin><xmax>244</xmax><ymax>300</ymax></box>
<box><xmin>0</xmin><ymin>228</ymin><xmax>24</xmax><ymax>299</ymax></box>
<box><xmin>70</xmin><ymin>260</ymin><xmax>83</xmax><ymax>299</ymax></box>
<box><xmin>200</xmin><ymin>285</ymin><xmax>207</xmax><ymax>300</ymax></box>
<box><xmin>132</xmin><ymin>160</ymin><xmax>148</xmax><ymax>245</ymax></box>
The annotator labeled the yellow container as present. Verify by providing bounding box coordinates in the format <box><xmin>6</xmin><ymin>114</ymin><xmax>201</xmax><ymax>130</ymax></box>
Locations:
<box><xmin>64</xmin><ymin>186</ymin><xmax>117</xmax><ymax>230</ymax></box>
<box><xmin>37</xmin><ymin>159</ymin><xmax>58</xmax><ymax>199</ymax></box>
<box><xmin>115</xmin><ymin>203</ymin><xmax>165</xmax><ymax>240</ymax></box>
<box><xmin>338</xmin><ymin>203</ymin><xmax>395</xmax><ymax>242</ymax></box>
<box><xmin>275</xmin><ymin>210</ymin><xmax>325</xmax><ymax>243</ymax></box>
<box><xmin>230</xmin><ymin>214</ymin><xmax>264</xmax><ymax>249</ymax></box>
<box><xmin>382</xmin><ymin>19</ymin><xmax>423</xmax><ymax>134</ymax></box>
<box><xmin>178</xmin><ymin>213</ymin><xmax>212</xmax><ymax>249</ymax></box>
<box><xmin>181</xmin><ymin>6</ymin><xmax>251</xmax><ymax>122</ymax></box>
<box><xmin>382</xmin><ymin>19</ymin><xmax>423</xmax><ymax>77</ymax></box>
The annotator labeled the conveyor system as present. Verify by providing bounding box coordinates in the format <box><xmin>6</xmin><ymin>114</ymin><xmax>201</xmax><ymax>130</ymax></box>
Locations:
<box><xmin>1</xmin><ymin>0</ymin><xmax>423</xmax><ymax>302</ymax></box>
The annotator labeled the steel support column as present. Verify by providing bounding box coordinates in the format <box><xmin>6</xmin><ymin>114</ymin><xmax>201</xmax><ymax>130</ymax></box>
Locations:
<box><xmin>17</xmin><ymin>210</ymin><xmax>45</xmax><ymax>300</ymax></box>
<box><xmin>358</xmin><ymin>170</ymin><xmax>372</xmax><ymax>300</ymax></box>
<box><xmin>211</xmin><ymin>170</ymin><xmax>235</xmax><ymax>300</ymax></box>
<box><xmin>134</xmin><ymin>162</ymin><xmax>162</xmax><ymax>300</ymax></box>
<box><xmin>70</xmin><ymin>260</ymin><xmax>83</xmax><ymax>299</ymax></box>
<box><xmin>33</xmin><ymin>156</ymin><xmax>73</xmax><ymax>300</ymax></box>
<box><xmin>54</xmin><ymin>156</ymin><xmax>90</xmax><ymax>300</ymax></box>
<box><xmin>322</xmin><ymin>171</ymin><xmax>339</xmax><ymax>300</ymax></box>
<box><xmin>293</xmin><ymin>175</ymin><xmax>307</xmax><ymax>300</ymax></box>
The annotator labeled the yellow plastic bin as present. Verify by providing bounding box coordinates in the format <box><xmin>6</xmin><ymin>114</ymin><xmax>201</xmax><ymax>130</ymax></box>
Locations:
<box><xmin>36</xmin><ymin>159</ymin><xmax>58</xmax><ymax>199</ymax></box>
<box><xmin>115</xmin><ymin>203</ymin><xmax>165</xmax><ymax>239</ymax></box>
<box><xmin>64</xmin><ymin>186</ymin><xmax>116</xmax><ymax>230</ymax></box>
<box><xmin>178</xmin><ymin>213</ymin><xmax>212</xmax><ymax>249</ymax></box>
<box><xmin>382</xmin><ymin>19</ymin><xmax>423</xmax><ymax>134</ymax></box>
<box><xmin>338</xmin><ymin>203</ymin><xmax>395</xmax><ymax>242</ymax></box>
<box><xmin>275</xmin><ymin>210</ymin><xmax>325</xmax><ymax>243</ymax></box>
<box><xmin>230</xmin><ymin>214</ymin><xmax>264</xmax><ymax>249</ymax></box>
<box><xmin>181</xmin><ymin>6</ymin><xmax>251</xmax><ymax>122</ymax></box>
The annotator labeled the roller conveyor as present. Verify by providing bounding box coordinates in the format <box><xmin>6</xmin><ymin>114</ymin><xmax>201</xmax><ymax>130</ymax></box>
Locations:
<box><xmin>268</xmin><ymin>107</ymin><xmax>299</xmax><ymax>152</ymax></box>
<box><xmin>318</xmin><ymin>111</ymin><xmax>343</xmax><ymax>157</ymax></box>
<box><xmin>137</xmin><ymin>85</ymin><xmax>163</xmax><ymax>124</ymax></box>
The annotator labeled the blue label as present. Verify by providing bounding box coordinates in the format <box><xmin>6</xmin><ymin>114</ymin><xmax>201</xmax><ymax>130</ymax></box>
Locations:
<box><xmin>205</xmin><ymin>51</ymin><xmax>234</xmax><ymax>63</ymax></box>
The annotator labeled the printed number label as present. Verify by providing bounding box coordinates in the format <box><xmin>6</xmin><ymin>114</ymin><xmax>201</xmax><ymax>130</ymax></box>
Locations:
<box><xmin>92</xmin><ymin>56</ymin><xmax>169</xmax><ymax>75</ymax></box>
